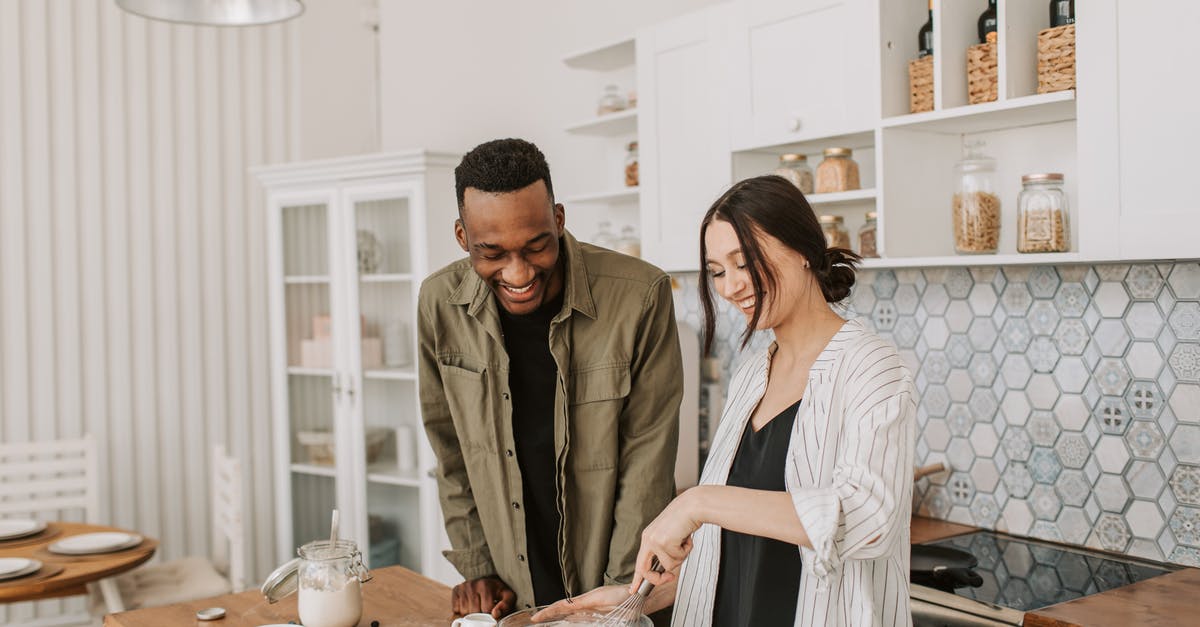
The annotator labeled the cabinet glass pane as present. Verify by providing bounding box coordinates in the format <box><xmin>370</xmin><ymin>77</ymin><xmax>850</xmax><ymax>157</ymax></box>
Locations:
<box><xmin>354</xmin><ymin>198</ymin><xmax>412</xmax><ymax>276</ymax></box>
<box><xmin>292</xmin><ymin>473</ymin><xmax>336</xmax><ymax>546</ymax></box>
<box><xmin>367</xmin><ymin>484</ymin><xmax>422</xmax><ymax>570</ymax></box>
<box><xmin>283</xmin><ymin>203</ymin><xmax>330</xmax><ymax>276</ymax></box>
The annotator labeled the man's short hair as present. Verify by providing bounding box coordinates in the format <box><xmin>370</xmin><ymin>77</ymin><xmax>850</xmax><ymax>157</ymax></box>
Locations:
<box><xmin>454</xmin><ymin>138</ymin><xmax>555</xmax><ymax>212</ymax></box>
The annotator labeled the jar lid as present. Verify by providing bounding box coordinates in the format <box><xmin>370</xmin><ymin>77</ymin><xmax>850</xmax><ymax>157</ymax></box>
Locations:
<box><xmin>261</xmin><ymin>557</ymin><xmax>300</xmax><ymax>603</ymax></box>
<box><xmin>818</xmin><ymin>215</ymin><xmax>844</xmax><ymax>225</ymax></box>
<box><xmin>1022</xmin><ymin>173</ymin><xmax>1064</xmax><ymax>182</ymax></box>
<box><xmin>780</xmin><ymin>153</ymin><xmax>807</xmax><ymax>162</ymax></box>
<box><xmin>865</xmin><ymin>211</ymin><xmax>878</xmax><ymax>220</ymax></box>
<box><xmin>823</xmin><ymin>147</ymin><xmax>853</xmax><ymax>157</ymax></box>
<box><xmin>627</xmin><ymin>141</ymin><xmax>638</xmax><ymax>151</ymax></box>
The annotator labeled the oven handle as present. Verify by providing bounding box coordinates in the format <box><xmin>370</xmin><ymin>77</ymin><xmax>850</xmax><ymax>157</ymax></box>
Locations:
<box><xmin>910</xmin><ymin>584</ymin><xmax>1025</xmax><ymax>626</ymax></box>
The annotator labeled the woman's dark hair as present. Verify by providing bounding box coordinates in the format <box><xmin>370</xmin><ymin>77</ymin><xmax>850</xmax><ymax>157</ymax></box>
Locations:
<box><xmin>454</xmin><ymin>138</ymin><xmax>554</xmax><ymax>213</ymax></box>
<box><xmin>699</xmin><ymin>175</ymin><xmax>861</xmax><ymax>355</ymax></box>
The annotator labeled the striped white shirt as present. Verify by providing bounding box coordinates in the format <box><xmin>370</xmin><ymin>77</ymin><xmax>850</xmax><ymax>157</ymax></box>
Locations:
<box><xmin>673</xmin><ymin>319</ymin><xmax>916</xmax><ymax>626</ymax></box>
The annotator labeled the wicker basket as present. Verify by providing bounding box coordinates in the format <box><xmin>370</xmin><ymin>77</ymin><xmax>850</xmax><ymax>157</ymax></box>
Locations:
<box><xmin>967</xmin><ymin>42</ymin><xmax>998</xmax><ymax>104</ymax></box>
<box><xmin>909</xmin><ymin>55</ymin><xmax>934</xmax><ymax>113</ymax></box>
<box><xmin>297</xmin><ymin>427</ymin><xmax>390</xmax><ymax>466</ymax></box>
<box><xmin>1038</xmin><ymin>24</ymin><xmax>1075</xmax><ymax>94</ymax></box>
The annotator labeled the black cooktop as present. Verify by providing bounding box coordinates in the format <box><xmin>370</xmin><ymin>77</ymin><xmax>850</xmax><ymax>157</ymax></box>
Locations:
<box><xmin>921</xmin><ymin>531</ymin><xmax>1174</xmax><ymax>612</ymax></box>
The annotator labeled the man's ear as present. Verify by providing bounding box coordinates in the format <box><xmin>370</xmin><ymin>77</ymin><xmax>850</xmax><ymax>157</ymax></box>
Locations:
<box><xmin>455</xmin><ymin>218</ymin><xmax>469</xmax><ymax>253</ymax></box>
<box><xmin>554</xmin><ymin>203</ymin><xmax>565</xmax><ymax>236</ymax></box>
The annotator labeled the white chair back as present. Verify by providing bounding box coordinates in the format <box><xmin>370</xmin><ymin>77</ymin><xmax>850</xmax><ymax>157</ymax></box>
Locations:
<box><xmin>0</xmin><ymin>435</ymin><xmax>99</xmax><ymax>522</ymax></box>
<box><xmin>210</xmin><ymin>445</ymin><xmax>246</xmax><ymax>592</ymax></box>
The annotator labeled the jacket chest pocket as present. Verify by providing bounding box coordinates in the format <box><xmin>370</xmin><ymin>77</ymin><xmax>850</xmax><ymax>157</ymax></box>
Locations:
<box><xmin>438</xmin><ymin>355</ymin><xmax>498</xmax><ymax>454</ymax></box>
<box><xmin>567</xmin><ymin>363</ymin><xmax>631</xmax><ymax>471</ymax></box>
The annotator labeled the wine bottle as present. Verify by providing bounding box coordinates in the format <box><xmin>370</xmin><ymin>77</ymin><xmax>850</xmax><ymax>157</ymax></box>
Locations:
<box><xmin>918</xmin><ymin>0</ymin><xmax>934</xmax><ymax>57</ymax></box>
<box><xmin>978</xmin><ymin>0</ymin><xmax>998</xmax><ymax>44</ymax></box>
<box><xmin>1050</xmin><ymin>0</ymin><xmax>1075</xmax><ymax>27</ymax></box>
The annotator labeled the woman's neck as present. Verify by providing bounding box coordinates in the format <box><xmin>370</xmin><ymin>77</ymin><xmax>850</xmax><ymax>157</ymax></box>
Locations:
<box><xmin>771</xmin><ymin>300</ymin><xmax>846</xmax><ymax>366</ymax></box>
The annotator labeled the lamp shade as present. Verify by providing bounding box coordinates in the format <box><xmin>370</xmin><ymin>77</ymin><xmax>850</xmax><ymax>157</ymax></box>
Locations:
<box><xmin>116</xmin><ymin>0</ymin><xmax>304</xmax><ymax>26</ymax></box>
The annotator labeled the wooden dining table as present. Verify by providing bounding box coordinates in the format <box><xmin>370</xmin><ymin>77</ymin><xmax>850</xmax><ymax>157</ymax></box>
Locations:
<box><xmin>0</xmin><ymin>521</ymin><xmax>158</xmax><ymax>604</ymax></box>
<box><xmin>104</xmin><ymin>564</ymin><xmax>454</xmax><ymax>626</ymax></box>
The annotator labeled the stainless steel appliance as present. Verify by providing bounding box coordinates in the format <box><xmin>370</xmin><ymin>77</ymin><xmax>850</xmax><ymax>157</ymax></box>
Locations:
<box><xmin>911</xmin><ymin>531</ymin><xmax>1177</xmax><ymax>626</ymax></box>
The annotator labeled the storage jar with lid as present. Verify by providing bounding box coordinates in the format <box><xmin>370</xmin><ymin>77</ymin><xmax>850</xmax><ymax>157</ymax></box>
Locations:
<box><xmin>596</xmin><ymin>84</ymin><xmax>627</xmax><ymax>115</ymax></box>
<box><xmin>859</xmin><ymin>211</ymin><xmax>879</xmax><ymax>258</ymax></box>
<box><xmin>615</xmin><ymin>225</ymin><xmax>641</xmax><ymax>258</ymax></box>
<box><xmin>297</xmin><ymin>540</ymin><xmax>372</xmax><ymax>627</ymax></box>
<box><xmin>592</xmin><ymin>221</ymin><xmax>617</xmax><ymax>249</ymax></box>
<box><xmin>1017</xmin><ymin>173</ymin><xmax>1069</xmax><ymax>253</ymax></box>
<box><xmin>815</xmin><ymin>148</ymin><xmax>861</xmax><ymax>194</ymax></box>
<box><xmin>773</xmin><ymin>153</ymin><xmax>814</xmax><ymax>194</ymax></box>
<box><xmin>952</xmin><ymin>140</ymin><xmax>1000</xmax><ymax>254</ymax></box>
<box><xmin>624</xmin><ymin>141</ymin><xmax>639</xmax><ymax>187</ymax></box>
<box><xmin>818</xmin><ymin>215</ymin><xmax>851</xmax><ymax>249</ymax></box>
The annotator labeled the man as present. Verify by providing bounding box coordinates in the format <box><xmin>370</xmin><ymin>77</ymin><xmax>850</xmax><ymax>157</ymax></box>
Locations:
<box><xmin>418</xmin><ymin>138</ymin><xmax>683</xmax><ymax>618</ymax></box>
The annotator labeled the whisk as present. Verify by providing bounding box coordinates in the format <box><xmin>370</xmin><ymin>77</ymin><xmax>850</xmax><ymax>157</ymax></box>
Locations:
<box><xmin>598</xmin><ymin>557</ymin><xmax>664</xmax><ymax>626</ymax></box>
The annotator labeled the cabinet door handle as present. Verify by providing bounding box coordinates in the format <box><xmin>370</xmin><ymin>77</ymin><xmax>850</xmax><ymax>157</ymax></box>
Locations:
<box><xmin>788</xmin><ymin>116</ymin><xmax>803</xmax><ymax>132</ymax></box>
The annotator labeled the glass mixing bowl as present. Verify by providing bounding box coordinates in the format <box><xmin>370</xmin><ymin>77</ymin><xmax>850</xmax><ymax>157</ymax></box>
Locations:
<box><xmin>498</xmin><ymin>606</ymin><xmax>652</xmax><ymax>627</ymax></box>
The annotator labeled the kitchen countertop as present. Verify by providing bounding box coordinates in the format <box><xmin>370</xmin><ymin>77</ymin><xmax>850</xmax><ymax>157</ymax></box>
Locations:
<box><xmin>910</xmin><ymin>516</ymin><xmax>1200</xmax><ymax>627</ymax></box>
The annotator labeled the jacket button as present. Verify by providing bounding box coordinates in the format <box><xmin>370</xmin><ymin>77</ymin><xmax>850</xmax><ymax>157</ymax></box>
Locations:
<box><xmin>506</xmin><ymin>449</ymin><xmax>514</xmax><ymax>457</ymax></box>
<box><xmin>502</xmin><ymin>393</ymin><xmax>510</xmax><ymax>400</ymax></box>
<box><xmin>512</xmin><ymin>502</ymin><xmax>520</xmax><ymax>510</ymax></box>
<box><xmin>517</xmin><ymin>554</ymin><xmax>525</xmax><ymax>562</ymax></box>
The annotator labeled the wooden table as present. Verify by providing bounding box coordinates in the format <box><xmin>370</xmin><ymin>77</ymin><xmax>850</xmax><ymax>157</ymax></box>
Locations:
<box><xmin>104</xmin><ymin>565</ymin><xmax>454</xmax><ymax>627</ymax></box>
<box><xmin>0</xmin><ymin>521</ymin><xmax>157</xmax><ymax>604</ymax></box>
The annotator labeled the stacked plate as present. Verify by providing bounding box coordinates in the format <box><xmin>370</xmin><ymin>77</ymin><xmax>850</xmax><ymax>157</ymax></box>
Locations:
<box><xmin>48</xmin><ymin>532</ymin><xmax>143</xmax><ymax>555</ymax></box>
<box><xmin>0</xmin><ymin>519</ymin><xmax>47</xmax><ymax>542</ymax></box>
<box><xmin>0</xmin><ymin>557</ymin><xmax>42</xmax><ymax>581</ymax></box>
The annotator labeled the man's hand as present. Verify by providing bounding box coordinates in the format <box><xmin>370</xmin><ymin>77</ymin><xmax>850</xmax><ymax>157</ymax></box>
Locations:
<box><xmin>452</xmin><ymin>575</ymin><xmax>517</xmax><ymax>619</ymax></box>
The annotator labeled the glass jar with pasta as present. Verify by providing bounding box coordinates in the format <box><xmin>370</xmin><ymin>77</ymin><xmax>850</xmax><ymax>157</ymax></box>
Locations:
<box><xmin>1017</xmin><ymin>173</ymin><xmax>1069</xmax><ymax>253</ymax></box>
<box><xmin>952</xmin><ymin>140</ymin><xmax>1000</xmax><ymax>254</ymax></box>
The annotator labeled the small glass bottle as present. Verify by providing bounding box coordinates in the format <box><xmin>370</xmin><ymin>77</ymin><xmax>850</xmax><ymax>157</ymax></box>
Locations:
<box><xmin>918</xmin><ymin>0</ymin><xmax>934</xmax><ymax>57</ymax></box>
<box><xmin>815</xmin><ymin>148</ymin><xmax>861</xmax><ymax>194</ymax></box>
<box><xmin>1049</xmin><ymin>0</ymin><xmax>1075</xmax><ymax>27</ymax></box>
<box><xmin>978</xmin><ymin>0</ymin><xmax>998</xmax><ymax>44</ymax></box>
<box><xmin>773</xmin><ymin>153</ymin><xmax>814</xmax><ymax>194</ymax></box>
<box><xmin>297</xmin><ymin>540</ymin><xmax>372</xmax><ymax>627</ymax></box>
<box><xmin>596</xmin><ymin>84</ymin><xmax>627</xmax><ymax>116</ymax></box>
<box><xmin>1017</xmin><ymin>173</ymin><xmax>1070</xmax><ymax>253</ymax></box>
<box><xmin>818</xmin><ymin>215</ymin><xmax>851</xmax><ymax>249</ymax></box>
<box><xmin>592</xmin><ymin>221</ymin><xmax>617</xmax><ymax>249</ymax></box>
<box><xmin>952</xmin><ymin>140</ymin><xmax>1000</xmax><ymax>254</ymax></box>
<box><xmin>858</xmin><ymin>211</ymin><xmax>879</xmax><ymax>258</ymax></box>
<box><xmin>615</xmin><ymin>225</ymin><xmax>641</xmax><ymax>258</ymax></box>
<box><xmin>624</xmin><ymin>141</ymin><xmax>639</xmax><ymax>187</ymax></box>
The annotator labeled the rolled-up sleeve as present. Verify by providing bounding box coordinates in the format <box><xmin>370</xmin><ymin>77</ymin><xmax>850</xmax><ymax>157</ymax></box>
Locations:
<box><xmin>788</xmin><ymin>339</ymin><xmax>916</xmax><ymax>579</ymax></box>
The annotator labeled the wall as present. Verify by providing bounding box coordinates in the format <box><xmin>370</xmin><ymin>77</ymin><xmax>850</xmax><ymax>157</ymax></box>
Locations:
<box><xmin>673</xmin><ymin>262</ymin><xmax>1200</xmax><ymax>569</ymax></box>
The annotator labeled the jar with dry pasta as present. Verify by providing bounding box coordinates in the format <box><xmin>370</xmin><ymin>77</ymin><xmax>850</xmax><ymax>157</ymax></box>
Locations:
<box><xmin>818</xmin><ymin>215</ymin><xmax>851</xmax><ymax>249</ymax></box>
<box><xmin>952</xmin><ymin>140</ymin><xmax>1000</xmax><ymax>254</ymax></box>
<box><xmin>815</xmin><ymin>148</ymin><xmax>861</xmax><ymax>194</ymax></box>
<box><xmin>1017</xmin><ymin>173</ymin><xmax>1069</xmax><ymax>253</ymax></box>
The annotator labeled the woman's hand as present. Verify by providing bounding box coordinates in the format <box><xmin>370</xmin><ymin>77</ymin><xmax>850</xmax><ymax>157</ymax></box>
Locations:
<box><xmin>629</xmin><ymin>487</ymin><xmax>707</xmax><ymax>593</ymax></box>
<box><xmin>529</xmin><ymin>585</ymin><xmax>630</xmax><ymax>622</ymax></box>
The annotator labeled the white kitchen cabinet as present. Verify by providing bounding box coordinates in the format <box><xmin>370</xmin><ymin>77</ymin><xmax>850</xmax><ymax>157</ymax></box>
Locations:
<box><xmin>256</xmin><ymin>151</ymin><xmax>462</xmax><ymax>586</ymax></box>
<box><xmin>637</xmin><ymin>3</ymin><xmax>735</xmax><ymax>273</ymax></box>
<box><xmin>728</xmin><ymin>0</ymin><xmax>879</xmax><ymax>151</ymax></box>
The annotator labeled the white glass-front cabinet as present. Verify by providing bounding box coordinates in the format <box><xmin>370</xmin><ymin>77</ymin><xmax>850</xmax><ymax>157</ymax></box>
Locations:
<box><xmin>257</xmin><ymin>151</ymin><xmax>462</xmax><ymax>585</ymax></box>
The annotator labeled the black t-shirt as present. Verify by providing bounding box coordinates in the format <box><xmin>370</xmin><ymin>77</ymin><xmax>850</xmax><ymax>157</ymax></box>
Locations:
<box><xmin>712</xmin><ymin>399</ymin><xmax>804</xmax><ymax>627</ymax></box>
<box><xmin>498</xmin><ymin>291</ymin><xmax>567</xmax><ymax>606</ymax></box>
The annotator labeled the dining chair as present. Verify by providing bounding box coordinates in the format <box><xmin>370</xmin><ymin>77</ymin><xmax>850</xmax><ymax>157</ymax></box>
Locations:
<box><xmin>98</xmin><ymin>444</ymin><xmax>247</xmax><ymax>609</ymax></box>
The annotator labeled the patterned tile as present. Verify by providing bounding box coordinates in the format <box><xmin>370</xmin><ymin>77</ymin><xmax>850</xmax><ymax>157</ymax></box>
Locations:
<box><xmin>1171</xmin><ymin>465</ymin><xmax>1200</xmax><ymax>506</ymax></box>
<box><xmin>1029</xmin><ymin>447</ymin><xmax>1063</xmax><ymax>484</ymax></box>
<box><xmin>1167</xmin><ymin>263</ymin><xmax>1200</xmax><ymax>299</ymax></box>
<box><xmin>1126</xmin><ymin>342</ymin><xmax>1166</xmax><ymax>380</ymax></box>
<box><xmin>1029</xmin><ymin>266</ymin><xmax>1062</xmax><ymax>299</ymax></box>
<box><xmin>1170</xmin><ymin>384</ymin><xmax>1200</xmax><ymax>424</ymax></box>
<box><xmin>1169</xmin><ymin>302</ymin><xmax>1200</xmax><ymax>341</ymax></box>
<box><xmin>923</xmin><ymin>283</ymin><xmax>950</xmax><ymax>316</ymax></box>
<box><xmin>894</xmin><ymin>284</ymin><xmax>921</xmax><ymax>316</ymax></box>
<box><xmin>971</xmin><ymin>493</ymin><xmax>1002</xmax><ymax>528</ymax></box>
<box><xmin>969</xmin><ymin>284</ymin><xmax>999</xmax><ymax>316</ymax></box>
<box><xmin>1092</xmin><ymin>282</ymin><xmax>1130</xmax><ymax>318</ymax></box>
<box><xmin>1127</xmin><ymin>460</ymin><xmax>1167</xmax><ymax>499</ymax></box>
<box><xmin>1056</xmin><ymin>470</ymin><xmax>1091</xmax><ymax>507</ymax></box>
<box><xmin>851</xmin><ymin>284</ymin><xmax>877</xmax><ymax>317</ymax></box>
<box><xmin>945</xmin><ymin>268</ymin><xmax>975</xmax><ymax>299</ymax></box>
<box><xmin>893</xmin><ymin>316</ymin><xmax>922</xmax><ymax>348</ymax></box>
<box><xmin>872</xmin><ymin>269</ymin><xmax>898</xmax><ymax>298</ymax></box>
<box><xmin>924</xmin><ymin>384</ymin><xmax>951</xmax><ymax>418</ymax></box>
<box><xmin>969</xmin><ymin>386</ymin><xmax>999</xmax><ymax>418</ymax></box>
<box><xmin>1055</xmin><ymin>433</ymin><xmax>1090</xmax><ymax>469</ymax></box>
<box><xmin>1127</xmin><ymin>265</ymin><xmax>1165</xmax><ymax>300</ymax></box>
<box><xmin>1172</xmin><ymin>425</ymin><xmax>1200</xmax><ymax>464</ymax></box>
<box><xmin>1095</xmin><ymin>395</ymin><xmax>1130</xmax><ymax>435</ymax></box>
<box><xmin>1169</xmin><ymin>547</ymin><xmax>1200</xmax><ymax>567</ymax></box>
<box><xmin>1001</xmin><ymin>318</ymin><xmax>1034</xmax><ymax>353</ymax></box>
<box><xmin>1053</xmin><ymin>356</ymin><xmax>1090</xmax><ymax>395</ymax></box>
<box><xmin>1095</xmin><ymin>513</ymin><xmax>1132</xmax><ymax>552</ymax></box>
<box><xmin>1095</xmin><ymin>264</ymin><xmax>1130</xmax><ymax>282</ymax></box>
<box><xmin>1028</xmin><ymin>337</ymin><xmax>1061</xmax><ymax>373</ymax></box>
<box><xmin>1056</xmin><ymin>283</ymin><xmax>1093</xmax><ymax>317</ymax></box>
<box><xmin>968</xmin><ymin>353</ymin><xmax>998</xmax><ymax>387</ymax></box>
<box><xmin>948</xmin><ymin>404</ymin><xmax>974</xmax><ymax>437</ymax></box>
<box><xmin>949</xmin><ymin>471</ymin><xmax>975</xmax><ymax>505</ymax></box>
<box><xmin>922</xmin><ymin>485</ymin><xmax>952</xmax><ymax>519</ymax></box>
<box><xmin>947</xmin><ymin>438</ymin><xmax>975</xmax><ymax>471</ymax></box>
<box><xmin>1003</xmin><ymin>463</ymin><xmax>1035</xmax><ymax>498</ymax></box>
<box><xmin>1096</xmin><ymin>474</ymin><xmax>1132</xmax><ymax>512</ymax></box>
<box><xmin>1125</xmin><ymin>421</ymin><xmax>1166</xmax><ymax>459</ymax></box>
<box><xmin>1000</xmin><ymin>283</ymin><xmax>1033</xmax><ymax>317</ymax></box>
<box><xmin>922</xmin><ymin>351</ymin><xmax>951</xmax><ymax>385</ymax></box>
<box><xmin>1095</xmin><ymin>435</ymin><xmax>1130</xmax><ymax>474</ymax></box>
<box><xmin>1029</xmin><ymin>301</ymin><xmax>1061</xmax><ymax>336</ymax></box>
<box><xmin>1001</xmin><ymin>354</ymin><xmax>1033</xmax><ymax>390</ymax></box>
<box><xmin>968</xmin><ymin>317</ymin><xmax>998</xmax><ymax>352</ymax></box>
<box><xmin>871</xmin><ymin>300</ymin><xmax>898</xmax><ymax>330</ymax></box>
<box><xmin>1125</xmin><ymin>381</ymin><xmax>1164</xmax><ymax>420</ymax></box>
<box><xmin>1052</xmin><ymin>318</ymin><xmax>1089</xmax><ymax>356</ymax></box>
<box><xmin>1169</xmin><ymin>507</ymin><xmax>1200</xmax><ymax>547</ymax></box>
<box><xmin>946</xmin><ymin>335</ymin><xmax>974</xmax><ymax>368</ymax></box>
<box><xmin>1003</xmin><ymin>427</ymin><xmax>1035</xmax><ymax>463</ymax></box>
<box><xmin>1030</xmin><ymin>484</ymin><xmax>1063</xmax><ymax>521</ymax></box>
<box><xmin>1028</xmin><ymin>412</ymin><xmax>1061</xmax><ymax>447</ymax></box>
<box><xmin>1031</xmin><ymin>521</ymin><xmax>1064</xmax><ymax>543</ymax></box>
<box><xmin>945</xmin><ymin>301</ymin><xmax>973</xmax><ymax>334</ymax></box>
<box><xmin>1093</xmin><ymin>358</ymin><xmax>1132</xmax><ymax>396</ymax></box>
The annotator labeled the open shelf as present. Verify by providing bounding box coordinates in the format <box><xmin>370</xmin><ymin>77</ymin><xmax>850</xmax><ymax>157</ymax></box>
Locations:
<box><xmin>360</xmin><ymin>273</ymin><xmax>413</xmax><ymax>284</ymax></box>
<box><xmin>565</xmin><ymin>109</ymin><xmax>637</xmax><ymax>136</ymax></box>
<box><xmin>808</xmin><ymin>189</ymin><xmax>877</xmax><ymax>208</ymax></box>
<box><xmin>562</xmin><ymin>37</ymin><xmax>635</xmax><ymax>71</ymax></box>
<box><xmin>367</xmin><ymin>464</ymin><xmax>423</xmax><ymax>488</ymax></box>
<box><xmin>561</xmin><ymin>187</ymin><xmax>639</xmax><ymax>204</ymax></box>
<box><xmin>733</xmin><ymin>128</ymin><xmax>875</xmax><ymax>156</ymax></box>
<box><xmin>363</xmin><ymin>368</ymin><xmax>416</xmax><ymax>381</ymax></box>
<box><xmin>288</xmin><ymin>367</ymin><xmax>335</xmax><ymax>377</ymax></box>
<box><xmin>285</xmin><ymin>275</ymin><xmax>330</xmax><ymax>285</ymax></box>
<box><xmin>882</xmin><ymin>91</ymin><xmax>1076</xmax><ymax>134</ymax></box>
<box><xmin>291</xmin><ymin>463</ymin><xmax>336</xmax><ymax>478</ymax></box>
<box><xmin>861</xmin><ymin>251</ymin><xmax>1083</xmax><ymax>270</ymax></box>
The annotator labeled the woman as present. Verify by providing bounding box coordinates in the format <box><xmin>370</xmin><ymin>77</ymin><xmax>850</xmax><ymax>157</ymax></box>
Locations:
<box><xmin>534</xmin><ymin>175</ymin><xmax>916</xmax><ymax>626</ymax></box>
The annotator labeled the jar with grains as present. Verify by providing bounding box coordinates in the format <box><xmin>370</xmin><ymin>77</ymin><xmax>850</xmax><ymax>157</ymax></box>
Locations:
<box><xmin>773</xmin><ymin>153</ymin><xmax>814</xmax><ymax>194</ymax></box>
<box><xmin>819</xmin><ymin>215</ymin><xmax>851</xmax><ymax>249</ymax></box>
<box><xmin>815</xmin><ymin>148</ymin><xmax>861</xmax><ymax>194</ymax></box>
<box><xmin>952</xmin><ymin>140</ymin><xmax>1000</xmax><ymax>254</ymax></box>
<box><xmin>859</xmin><ymin>211</ymin><xmax>879</xmax><ymax>258</ymax></box>
<box><xmin>596</xmin><ymin>84</ymin><xmax>627</xmax><ymax>115</ymax></box>
<box><xmin>624</xmin><ymin>141</ymin><xmax>639</xmax><ymax>187</ymax></box>
<box><xmin>1017</xmin><ymin>173</ymin><xmax>1069</xmax><ymax>253</ymax></box>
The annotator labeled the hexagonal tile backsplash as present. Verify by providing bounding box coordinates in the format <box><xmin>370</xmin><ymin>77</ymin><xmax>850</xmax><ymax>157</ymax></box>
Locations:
<box><xmin>672</xmin><ymin>262</ymin><xmax>1200</xmax><ymax>567</ymax></box>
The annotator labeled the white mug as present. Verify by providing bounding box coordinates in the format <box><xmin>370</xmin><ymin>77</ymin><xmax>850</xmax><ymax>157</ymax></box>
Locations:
<box><xmin>452</xmin><ymin>613</ymin><xmax>497</xmax><ymax>627</ymax></box>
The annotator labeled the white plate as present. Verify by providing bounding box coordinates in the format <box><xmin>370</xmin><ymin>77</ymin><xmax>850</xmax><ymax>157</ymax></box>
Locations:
<box><xmin>0</xmin><ymin>519</ymin><xmax>46</xmax><ymax>541</ymax></box>
<box><xmin>48</xmin><ymin>532</ymin><xmax>142</xmax><ymax>555</ymax></box>
<box><xmin>0</xmin><ymin>557</ymin><xmax>41</xmax><ymax>580</ymax></box>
